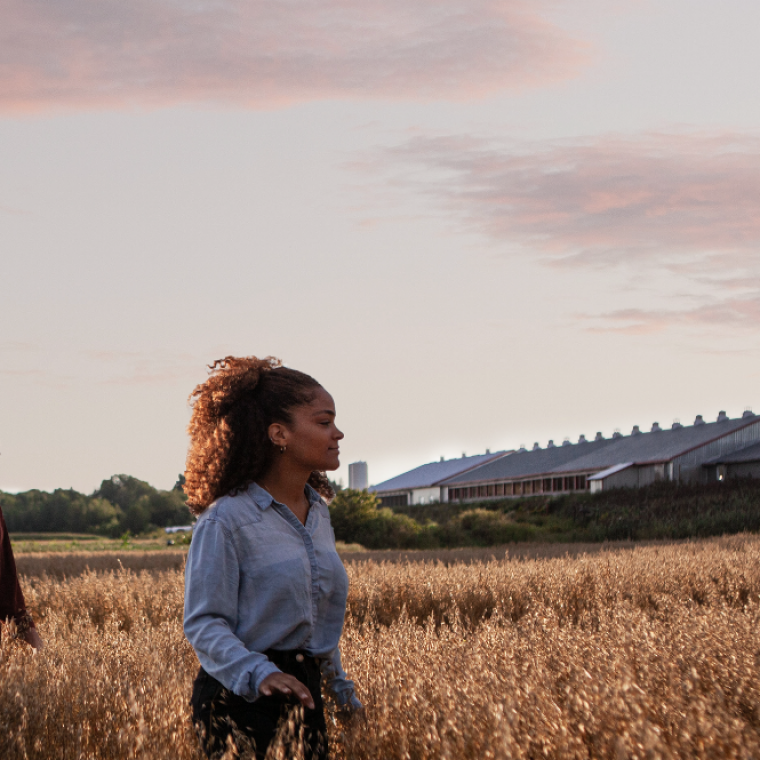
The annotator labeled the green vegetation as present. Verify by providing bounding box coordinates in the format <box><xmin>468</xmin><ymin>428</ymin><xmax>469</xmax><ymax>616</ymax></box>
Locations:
<box><xmin>1</xmin><ymin>474</ymin><xmax>191</xmax><ymax>538</ymax></box>
<box><xmin>10</xmin><ymin>532</ymin><xmax>191</xmax><ymax>554</ymax></box>
<box><xmin>331</xmin><ymin>479</ymin><xmax>760</xmax><ymax>549</ymax></box>
<box><xmin>543</xmin><ymin>477</ymin><xmax>760</xmax><ymax>542</ymax></box>
<box><xmin>5</xmin><ymin>476</ymin><xmax>760</xmax><ymax>549</ymax></box>
<box><xmin>329</xmin><ymin>489</ymin><xmax>431</xmax><ymax>549</ymax></box>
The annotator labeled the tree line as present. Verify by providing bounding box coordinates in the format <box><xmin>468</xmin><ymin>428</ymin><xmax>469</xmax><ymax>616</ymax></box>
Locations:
<box><xmin>329</xmin><ymin>478</ymin><xmax>760</xmax><ymax>549</ymax></box>
<box><xmin>1</xmin><ymin>474</ymin><xmax>343</xmax><ymax>538</ymax></box>
<box><xmin>5</xmin><ymin>475</ymin><xmax>758</xmax><ymax>546</ymax></box>
<box><xmin>1</xmin><ymin>475</ymin><xmax>191</xmax><ymax>537</ymax></box>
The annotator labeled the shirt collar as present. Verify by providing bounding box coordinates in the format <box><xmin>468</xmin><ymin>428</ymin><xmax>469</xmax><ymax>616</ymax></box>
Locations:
<box><xmin>246</xmin><ymin>481</ymin><xmax>323</xmax><ymax>511</ymax></box>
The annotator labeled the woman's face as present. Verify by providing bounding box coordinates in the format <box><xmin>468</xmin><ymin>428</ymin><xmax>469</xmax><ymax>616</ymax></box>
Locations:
<box><xmin>280</xmin><ymin>386</ymin><xmax>344</xmax><ymax>472</ymax></box>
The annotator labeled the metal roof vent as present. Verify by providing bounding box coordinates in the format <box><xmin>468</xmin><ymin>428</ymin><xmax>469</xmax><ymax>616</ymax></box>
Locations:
<box><xmin>518</xmin><ymin>444</ymin><xmax>527</xmax><ymax>453</ymax></box>
<box><xmin>461</xmin><ymin>452</ymin><xmax>466</xmax><ymax>458</ymax></box>
<box><xmin>651</xmin><ymin>422</ymin><xmax>662</xmax><ymax>432</ymax></box>
<box><xmin>440</xmin><ymin>456</ymin><xmax>445</xmax><ymax>462</ymax></box>
<box><xmin>743</xmin><ymin>408</ymin><xmax>755</xmax><ymax>418</ymax></box>
<box><xmin>631</xmin><ymin>425</ymin><xmax>641</xmax><ymax>435</ymax></box>
<box><xmin>717</xmin><ymin>410</ymin><xmax>729</xmax><ymax>422</ymax></box>
<box><xmin>672</xmin><ymin>419</ymin><xmax>683</xmax><ymax>430</ymax></box>
<box><xmin>594</xmin><ymin>432</ymin><xmax>604</xmax><ymax>441</ymax></box>
<box><xmin>547</xmin><ymin>439</ymin><xmax>555</xmax><ymax>448</ymax></box>
<box><xmin>562</xmin><ymin>437</ymin><xmax>571</xmax><ymax>446</ymax></box>
<box><xmin>485</xmin><ymin>448</ymin><xmax>491</xmax><ymax>454</ymax></box>
<box><xmin>578</xmin><ymin>434</ymin><xmax>588</xmax><ymax>443</ymax></box>
<box><xmin>612</xmin><ymin>429</ymin><xmax>623</xmax><ymax>439</ymax></box>
<box><xmin>694</xmin><ymin>415</ymin><xmax>705</xmax><ymax>426</ymax></box>
<box><xmin>531</xmin><ymin>442</ymin><xmax>540</xmax><ymax>451</ymax></box>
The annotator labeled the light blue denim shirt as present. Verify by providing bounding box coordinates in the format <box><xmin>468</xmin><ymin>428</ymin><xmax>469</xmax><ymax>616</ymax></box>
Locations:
<box><xmin>184</xmin><ymin>482</ymin><xmax>359</xmax><ymax>707</ymax></box>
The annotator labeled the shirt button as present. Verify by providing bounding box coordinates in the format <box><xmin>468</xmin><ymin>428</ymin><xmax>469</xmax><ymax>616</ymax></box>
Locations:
<box><xmin>295</xmin><ymin>653</ymin><xmax>304</xmax><ymax>662</ymax></box>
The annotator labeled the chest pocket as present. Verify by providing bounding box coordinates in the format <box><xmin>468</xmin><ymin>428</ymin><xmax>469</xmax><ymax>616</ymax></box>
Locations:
<box><xmin>234</xmin><ymin>517</ymin><xmax>312</xmax><ymax>611</ymax></box>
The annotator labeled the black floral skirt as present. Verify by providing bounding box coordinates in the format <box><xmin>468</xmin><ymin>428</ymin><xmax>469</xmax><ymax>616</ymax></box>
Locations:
<box><xmin>191</xmin><ymin>649</ymin><xmax>328</xmax><ymax>760</ymax></box>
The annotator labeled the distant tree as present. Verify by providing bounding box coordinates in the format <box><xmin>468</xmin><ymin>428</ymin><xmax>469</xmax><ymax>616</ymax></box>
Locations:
<box><xmin>95</xmin><ymin>475</ymin><xmax>155</xmax><ymax>512</ymax></box>
<box><xmin>1</xmin><ymin>489</ymin><xmax>121</xmax><ymax>534</ymax></box>
<box><xmin>328</xmin><ymin>478</ymin><xmax>343</xmax><ymax>494</ymax></box>
<box><xmin>91</xmin><ymin>474</ymin><xmax>190</xmax><ymax>532</ymax></box>
<box><xmin>142</xmin><ymin>490</ymin><xmax>191</xmax><ymax>527</ymax></box>
<box><xmin>123</xmin><ymin>498</ymin><xmax>152</xmax><ymax>535</ymax></box>
<box><xmin>328</xmin><ymin>489</ymin><xmax>422</xmax><ymax>549</ymax></box>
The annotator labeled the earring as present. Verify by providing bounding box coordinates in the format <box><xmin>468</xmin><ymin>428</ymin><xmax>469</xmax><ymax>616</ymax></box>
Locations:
<box><xmin>280</xmin><ymin>445</ymin><xmax>287</xmax><ymax>454</ymax></box>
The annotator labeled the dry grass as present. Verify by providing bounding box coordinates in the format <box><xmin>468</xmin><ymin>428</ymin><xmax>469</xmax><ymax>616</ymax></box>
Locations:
<box><xmin>12</xmin><ymin>539</ymin><xmax>684</xmax><ymax>580</ymax></box>
<box><xmin>15</xmin><ymin>550</ymin><xmax>188</xmax><ymax>579</ymax></box>
<box><xmin>13</xmin><ymin>541</ymin><xmax>368</xmax><ymax>579</ymax></box>
<box><xmin>10</xmin><ymin>532</ymin><xmax>192</xmax><ymax>555</ymax></box>
<box><xmin>4</xmin><ymin>535</ymin><xmax>760</xmax><ymax>758</ymax></box>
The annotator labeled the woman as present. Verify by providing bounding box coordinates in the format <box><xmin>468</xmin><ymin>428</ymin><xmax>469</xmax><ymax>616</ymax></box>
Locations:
<box><xmin>0</xmin><ymin>505</ymin><xmax>43</xmax><ymax>649</ymax></box>
<box><xmin>183</xmin><ymin>356</ymin><xmax>361</xmax><ymax>759</ymax></box>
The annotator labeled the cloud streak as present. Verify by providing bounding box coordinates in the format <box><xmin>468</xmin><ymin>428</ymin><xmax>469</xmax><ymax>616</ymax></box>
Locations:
<box><xmin>372</xmin><ymin>132</ymin><xmax>760</xmax><ymax>270</ymax></box>
<box><xmin>0</xmin><ymin>0</ymin><xmax>587</xmax><ymax>112</ymax></box>
<box><xmin>369</xmin><ymin>131</ymin><xmax>760</xmax><ymax>332</ymax></box>
<box><xmin>584</xmin><ymin>293</ymin><xmax>760</xmax><ymax>335</ymax></box>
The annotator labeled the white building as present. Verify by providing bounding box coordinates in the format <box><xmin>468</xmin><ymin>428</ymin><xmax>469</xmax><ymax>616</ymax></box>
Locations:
<box><xmin>370</xmin><ymin>451</ymin><xmax>510</xmax><ymax>506</ymax></box>
<box><xmin>348</xmin><ymin>461</ymin><xmax>369</xmax><ymax>490</ymax></box>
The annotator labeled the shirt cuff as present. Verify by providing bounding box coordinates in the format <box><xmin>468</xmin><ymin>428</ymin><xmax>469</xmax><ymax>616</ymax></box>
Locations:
<box><xmin>335</xmin><ymin>691</ymin><xmax>363</xmax><ymax>713</ymax></box>
<box><xmin>248</xmin><ymin>660</ymin><xmax>283</xmax><ymax>701</ymax></box>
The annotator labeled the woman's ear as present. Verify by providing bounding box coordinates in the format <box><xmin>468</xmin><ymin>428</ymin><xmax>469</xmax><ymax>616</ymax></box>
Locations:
<box><xmin>267</xmin><ymin>422</ymin><xmax>288</xmax><ymax>449</ymax></box>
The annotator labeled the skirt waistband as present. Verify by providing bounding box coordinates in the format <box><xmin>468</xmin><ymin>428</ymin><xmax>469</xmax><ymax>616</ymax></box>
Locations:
<box><xmin>264</xmin><ymin>649</ymin><xmax>323</xmax><ymax>670</ymax></box>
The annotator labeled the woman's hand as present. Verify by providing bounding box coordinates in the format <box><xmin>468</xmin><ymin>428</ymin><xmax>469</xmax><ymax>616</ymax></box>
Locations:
<box><xmin>259</xmin><ymin>672</ymin><xmax>315</xmax><ymax>709</ymax></box>
<box><xmin>24</xmin><ymin>627</ymin><xmax>44</xmax><ymax>650</ymax></box>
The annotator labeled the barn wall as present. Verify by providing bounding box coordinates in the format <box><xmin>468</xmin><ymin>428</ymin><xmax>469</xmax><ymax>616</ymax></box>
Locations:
<box><xmin>728</xmin><ymin>462</ymin><xmax>760</xmax><ymax>479</ymax></box>
<box><xmin>604</xmin><ymin>467</ymin><xmax>640</xmax><ymax>490</ymax></box>
<box><xmin>411</xmin><ymin>487</ymin><xmax>441</xmax><ymax>505</ymax></box>
<box><xmin>673</xmin><ymin>420</ymin><xmax>760</xmax><ymax>483</ymax></box>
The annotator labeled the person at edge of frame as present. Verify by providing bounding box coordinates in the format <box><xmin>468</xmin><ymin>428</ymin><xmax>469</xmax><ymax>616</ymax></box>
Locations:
<box><xmin>0</xmin><ymin>505</ymin><xmax>44</xmax><ymax>649</ymax></box>
<box><xmin>183</xmin><ymin>356</ymin><xmax>362</xmax><ymax>759</ymax></box>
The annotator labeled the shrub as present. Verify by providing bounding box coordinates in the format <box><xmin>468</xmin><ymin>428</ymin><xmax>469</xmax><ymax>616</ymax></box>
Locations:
<box><xmin>437</xmin><ymin>509</ymin><xmax>537</xmax><ymax>546</ymax></box>
<box><xmin>329</xmin><ymin>490</ymin><xmax>427</xmax><ymax>549</ymax></box>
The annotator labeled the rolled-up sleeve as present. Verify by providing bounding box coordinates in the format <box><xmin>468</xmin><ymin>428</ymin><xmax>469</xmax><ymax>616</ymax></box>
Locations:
<box><xmin>321</xmin><ymin>646</ymin><xmax>362</xmax><ymax>711</ymax></box>
<box><xmin>184</xmin><ymin>517</ymin><xmax>280</xmax><ymax>700</ymax></box>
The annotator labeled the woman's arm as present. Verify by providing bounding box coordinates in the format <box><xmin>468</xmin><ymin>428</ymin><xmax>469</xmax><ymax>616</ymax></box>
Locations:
<box><xmin>184</xmin><ymin>517</ymin><xmax>280</xmax><ymax>699</ymax></box>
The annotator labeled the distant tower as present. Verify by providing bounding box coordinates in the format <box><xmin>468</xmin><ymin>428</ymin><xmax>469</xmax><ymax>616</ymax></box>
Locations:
<box><xmin>348</xmin><ymin>461</ymin><xmax>369</xmax><ymax>490</ymax></box>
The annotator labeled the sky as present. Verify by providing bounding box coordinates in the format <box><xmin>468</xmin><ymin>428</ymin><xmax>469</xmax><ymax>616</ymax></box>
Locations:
<box><xmin>2</xmin><ymin>0</ymin><xmax>759</xmax><ymax>493</ymax></box>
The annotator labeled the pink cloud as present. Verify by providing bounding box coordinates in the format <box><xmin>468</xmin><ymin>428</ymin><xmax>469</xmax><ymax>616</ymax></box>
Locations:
<box><xmin>0</xmin><ymin>0</ymin><xmax>587</xmax><ymax>112</ymax></box>
<box><xmin>374</xmin><ymin>132</ymin><xmax>760</xmax><ymax>270</ymax></box>
<box><xmin>582</xmin><ymin>294</ymin><xmax>760</xmax><ymax>334</ymax></box>
<box><xmin>369</xmin><ymin>131</ymin><xmax>760</xmax><ymax>332</ymax></box>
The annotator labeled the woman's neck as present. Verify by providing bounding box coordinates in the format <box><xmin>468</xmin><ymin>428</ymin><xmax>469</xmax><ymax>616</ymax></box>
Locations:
<box><xmin>256</xmin><ymin>463</ymin><xmax>311</xmax><ymax>525</ymax></box>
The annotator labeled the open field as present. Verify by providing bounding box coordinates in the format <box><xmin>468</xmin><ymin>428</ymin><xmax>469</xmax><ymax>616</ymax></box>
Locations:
<box><xmin>13</xmin><ymin>537</ymin><xmax>713</xmax><ymax>579</ymax></box>
<box><xmin>12</xmin><ymin>542</ymin><xmax>364</xmax><ymax>579</ymax></box>
<box><xmin>10</xmin><ymin>531</ymin><xmax>190</xmax><ymax>554</ymax></box>
<box><xmin>4</xmin><ymin>535</ymin><xmax>760</xmax><ymax>758</ymax></box>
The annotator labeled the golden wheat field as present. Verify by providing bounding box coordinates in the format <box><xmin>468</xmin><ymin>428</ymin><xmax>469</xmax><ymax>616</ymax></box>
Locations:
<box><xmin>4</xmin><ymin>536</ymin><xmax>760</xmax><ymax>759</ymax></box>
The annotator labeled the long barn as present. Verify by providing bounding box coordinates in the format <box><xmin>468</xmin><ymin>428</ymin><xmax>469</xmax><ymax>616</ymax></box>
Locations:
<box><xmin>443</xmin><ymin>411</ymin><xmax>760</xmax><ymax>502</ymax></box>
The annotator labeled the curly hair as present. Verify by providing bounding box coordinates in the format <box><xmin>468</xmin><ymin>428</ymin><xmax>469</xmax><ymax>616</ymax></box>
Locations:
<box><xmin>184</xmin><ymin>356</ymin><xmax>335</xmax><ymax>515</ymax></box>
